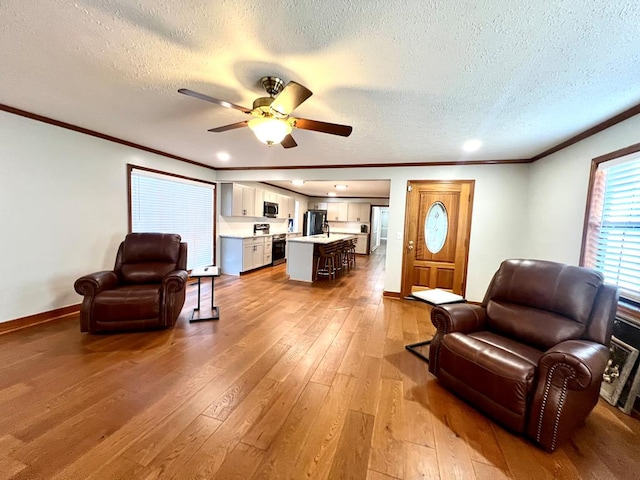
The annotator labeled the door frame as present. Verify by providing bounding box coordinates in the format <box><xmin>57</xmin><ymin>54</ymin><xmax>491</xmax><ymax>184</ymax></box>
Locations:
<box><xmin>400</xmin><ymin>180</ymin><xmax>475</xmax><ymax>298</ymax></box>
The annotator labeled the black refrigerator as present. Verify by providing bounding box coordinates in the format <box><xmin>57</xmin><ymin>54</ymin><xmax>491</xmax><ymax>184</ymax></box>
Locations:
<box><xmin>303</xmin><ymin>210</ymin><xmax>327</xmax><ymax>236</ymax></box>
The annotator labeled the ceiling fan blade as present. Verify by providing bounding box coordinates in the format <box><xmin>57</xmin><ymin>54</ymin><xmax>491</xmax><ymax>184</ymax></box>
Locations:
<box><xmin>207</xmin><ymin>120</ymin><xmax>249</xmax><ymax>132</ymax></box>
<box><xmin>178</xmin><ymin>88</ymin><xmax>251</xmax><ymax>114</ymax></box>
<box><xmin>293</xmin><ymin>118</ymin><xmax>353</xmax><ymax>137</ymax></box>
<box><xmin>270</xmin><ymin>81</ymin><xmax>313</xmax><ymax>116</ymax></box>
<box><xmin>281</xmin><ymin>134</ymin><xmax>297</xmax><ymax>149</ymax></box>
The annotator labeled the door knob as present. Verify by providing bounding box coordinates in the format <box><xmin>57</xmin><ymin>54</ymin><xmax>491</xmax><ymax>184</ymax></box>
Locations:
<box><xmin>408</xmin><ymin>240</ymin><xmax>414</xmax><ymax>250</ymax></box>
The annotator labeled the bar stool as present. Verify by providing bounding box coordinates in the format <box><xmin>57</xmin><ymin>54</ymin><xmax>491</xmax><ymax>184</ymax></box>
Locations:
<box><xmin>346</xmin><ymin>239</ymin><xmax>356</xmax><ymax>270</ymax></box>
<box><xmin>315</xmin><ymin>244</ymin><xmax>338</xmax><ymax>280</ymax></box>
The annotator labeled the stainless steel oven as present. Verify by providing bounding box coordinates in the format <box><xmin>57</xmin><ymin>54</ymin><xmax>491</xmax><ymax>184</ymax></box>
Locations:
<box><xmin>272</xmin><ymin>234</ymin><xmax>286</xmax><ymax>265</ymax></box>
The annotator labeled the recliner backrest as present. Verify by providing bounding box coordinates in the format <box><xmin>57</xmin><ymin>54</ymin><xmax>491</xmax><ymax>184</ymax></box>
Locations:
<box><xmin>115</xmin><ymin>233</ymin><xmax>183</xmax><ymax>284</ymax></box>
<box><xmin>482</xmin><ymin>259</ymin><xmax>605</xmax><ymax>349</ymax></box>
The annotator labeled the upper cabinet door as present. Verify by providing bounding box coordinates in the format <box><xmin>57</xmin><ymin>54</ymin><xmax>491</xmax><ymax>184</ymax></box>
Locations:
<box><xmin>327</xmin><ymin>202</ymin><xmax>346</xmax><ymax>221</ymax></box>
<box><xmin>347</xmin><ymin>203</ymin><xmax>371</xmax><ymax>222</ymax></box>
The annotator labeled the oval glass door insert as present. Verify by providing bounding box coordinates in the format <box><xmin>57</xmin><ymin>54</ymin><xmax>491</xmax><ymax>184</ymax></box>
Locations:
<box><xmin>425</xmin><ymin>201</ymin><xmax>448</xmax><ymax>253</ymax></box>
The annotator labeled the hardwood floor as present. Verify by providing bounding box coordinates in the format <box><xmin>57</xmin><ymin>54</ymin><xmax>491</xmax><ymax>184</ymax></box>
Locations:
<box><xmin>1</xmin><ymin>243</ymin><xmax>639</xmax><ymax>479</ymax></box>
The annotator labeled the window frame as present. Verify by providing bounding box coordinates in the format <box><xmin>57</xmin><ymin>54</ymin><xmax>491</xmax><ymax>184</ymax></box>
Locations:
<box><xmin>127</xmin><ymin>164</ymin><xmax>217</xmax><ymax>269</ymax></box>
<box><xmin>580</xmin><ymin>142</ymin><xmax>640</xmax><ymax>323</ymax></box>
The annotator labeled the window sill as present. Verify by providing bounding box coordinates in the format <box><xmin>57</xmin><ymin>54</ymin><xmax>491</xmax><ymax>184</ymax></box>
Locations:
<box><xmin>618</xmin><ymin>300</ymin><xmax>640</xmax><ymax>326</ymax></box>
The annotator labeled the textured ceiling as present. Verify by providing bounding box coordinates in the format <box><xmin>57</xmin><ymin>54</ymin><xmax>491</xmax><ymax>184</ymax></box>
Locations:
<box><xmin>266</xmin><ymin>180</ymin><xmax>391</xmax><ymax>198</ymax></box>
<box><xmin>2</xmin><ymin>1</ymin><xmax>640</xmax><ymax>169</ymax></box>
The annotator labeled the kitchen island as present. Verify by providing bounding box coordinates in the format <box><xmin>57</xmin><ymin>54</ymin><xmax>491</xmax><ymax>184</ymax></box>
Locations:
<box><xmin>287</xmin><ymin>234</ymin><xmax>355</xmax><ymax>282</ymax></box>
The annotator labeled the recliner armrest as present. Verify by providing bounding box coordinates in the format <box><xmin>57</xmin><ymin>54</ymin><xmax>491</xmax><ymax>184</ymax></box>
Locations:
<box><xmin>162</xmin><ymin>270</ymin><xmax>188</xmax><ymax>293</ymax></box>
<box><xmin>528</xmin><ymin>339</ymin><xmax>610</xmax><ymax>451</ymax></box>
<box><xmin>74</xmin><ymin>271</ymin><xmax>119</xmax><ymax>297</ymax></box>
<box><xmin>538</xmin><ymin>340</ymin><xmax>610</xmax><ymax>390</ymax></box>
<box><xmin>431</xmin><ymin>303</ymin><xmax>487</xmax><ymax>334</ymax></box>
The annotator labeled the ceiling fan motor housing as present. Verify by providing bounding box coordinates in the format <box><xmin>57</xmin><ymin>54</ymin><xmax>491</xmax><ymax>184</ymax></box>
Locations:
<box><xmin>260</xmin><ymin>76</ymin><xmax>285</xmax><ymax>97</ymax></box>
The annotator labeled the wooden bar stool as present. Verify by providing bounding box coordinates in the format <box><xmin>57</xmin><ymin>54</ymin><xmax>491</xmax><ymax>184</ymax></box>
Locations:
<box><xmin>315</xmin><ymin>244</ymin><xmax>338</xmax><ymax>280</ymax></box>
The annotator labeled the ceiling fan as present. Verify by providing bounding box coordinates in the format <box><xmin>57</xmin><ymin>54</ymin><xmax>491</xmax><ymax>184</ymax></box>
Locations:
<box><xmin>178</xmin><ymin>76</ymin><xmax>352</xmax><ymax>148</ymax></box>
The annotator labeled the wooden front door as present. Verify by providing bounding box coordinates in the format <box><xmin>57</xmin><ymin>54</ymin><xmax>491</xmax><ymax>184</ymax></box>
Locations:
<box><xmin>401</xmin><ymin>180</ymin><xmax>474</xmax><ymax>297</ymax></box>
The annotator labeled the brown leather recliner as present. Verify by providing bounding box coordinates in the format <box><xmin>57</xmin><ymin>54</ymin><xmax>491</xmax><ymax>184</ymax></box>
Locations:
<box><xmin>74</xmin><ymin>233</ymin><xmax>188</xmax><ymax>333</ymax></box>
<box><xmin>428</xmin><ymin>259</ymin><xmax>619</xmax><ymax>451</ymax></box>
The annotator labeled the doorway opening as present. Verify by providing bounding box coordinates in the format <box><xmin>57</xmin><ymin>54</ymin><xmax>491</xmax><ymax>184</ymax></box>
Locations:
<box><xmin>370</xmin><ymin>206</ymin><xmax>389</xmax><ymax>254</ymax></box>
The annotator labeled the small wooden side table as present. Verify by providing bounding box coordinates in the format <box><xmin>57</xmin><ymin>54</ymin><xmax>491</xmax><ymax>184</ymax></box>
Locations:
<box><xmin>405</xmin><ymin>289</ymin><xmax>466</xmax><ymax>363</ymax></box>
<box><xmin>189</xmin><ymin>266</ymin><xmax>220</xmax><ymax>322</ymax></box>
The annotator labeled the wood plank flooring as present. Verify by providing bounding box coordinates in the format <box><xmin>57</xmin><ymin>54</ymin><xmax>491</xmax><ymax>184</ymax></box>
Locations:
<box><xmin>1</xmin><ymin>243</ymin><xmax>640</xmax><ymax>479</ymax></box>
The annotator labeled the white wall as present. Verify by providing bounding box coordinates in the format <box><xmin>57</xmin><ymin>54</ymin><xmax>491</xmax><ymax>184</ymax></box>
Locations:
<box><xmin>526</xmin><ymin>115</ymin><xmax>640</xmax><ymax>264</ymax></box>
<box><xmin>0</xmin><ymin>111</ymin><xmax>216</xmax><ymax>323</ymax></box>
<box><xmin>217</xmin><ymin>164</ymin><xmax>531</xmax><ymax>302</ymax></box>
<box><xmin>9</xmin><ymin>108</ymin><xmax>636</xmax><ymax>322</ymax></box>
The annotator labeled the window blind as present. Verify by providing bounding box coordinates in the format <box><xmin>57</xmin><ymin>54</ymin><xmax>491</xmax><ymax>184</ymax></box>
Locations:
<box><xmin>130</xmin><ymin>168</ymin><xmax>214</xmax><ymax>270</ymax></box>
<box><xmin>587</xmin><ymin>156</ymin><xmax>640</xmax><ymax>302</ymax></box>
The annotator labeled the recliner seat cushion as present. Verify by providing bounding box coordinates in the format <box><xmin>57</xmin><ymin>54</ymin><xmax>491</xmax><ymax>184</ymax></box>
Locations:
<box><xmin>92</xmin><ymin>285</ymin><xmax>160</xmax><ymax>321</ymax></box>
<box><xmin>438</xmin><ymin>332</ymin><xmax>541</xmax><ymax>432</ymax></box>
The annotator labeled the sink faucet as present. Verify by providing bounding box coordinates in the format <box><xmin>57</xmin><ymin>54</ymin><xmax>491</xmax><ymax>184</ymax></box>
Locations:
<box><xmin>322</xmin><ymin>222</ymin><xmax>330</xmax><ymax>238</ymax></box>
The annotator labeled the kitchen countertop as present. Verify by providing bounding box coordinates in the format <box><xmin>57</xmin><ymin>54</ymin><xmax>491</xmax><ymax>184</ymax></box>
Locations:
<box><xmin>332</xmin><ymin>230</ymin><xmax>369</xmax><ymax>235</ymax></box>
<box><xmin>219</xmin><ymin>232</ymin><xmax>301</xmax><ymax>239</ymax></box>
<box><xmin>288</xmin><ymin>233</ymin><xmax>355</xmax><ymax>244</ymax></box>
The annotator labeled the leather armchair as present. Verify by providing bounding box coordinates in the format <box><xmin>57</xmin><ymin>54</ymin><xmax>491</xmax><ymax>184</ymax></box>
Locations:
<box><xmin>428</xmin><ymin>259</ymin><xmax>619</xmax><ymax>451</ymax></box>
<box><xmin>74</xmin><ymin>233</ymin><xmax>188</xmax><ymax>333</ymax></box>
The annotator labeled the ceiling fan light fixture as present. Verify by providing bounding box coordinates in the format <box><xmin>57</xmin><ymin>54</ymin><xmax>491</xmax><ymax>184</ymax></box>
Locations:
<box><xmin>248</xmin><ymin>117</ymin><xmax>292</xmax><ymax>145</ymax></box>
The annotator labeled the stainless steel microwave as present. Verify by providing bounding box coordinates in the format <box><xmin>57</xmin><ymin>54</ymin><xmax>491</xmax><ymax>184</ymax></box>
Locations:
<box><xmin>263</xmin><ymin>201</ymin><xmax>278</xmax><ymax>218</ymax></box>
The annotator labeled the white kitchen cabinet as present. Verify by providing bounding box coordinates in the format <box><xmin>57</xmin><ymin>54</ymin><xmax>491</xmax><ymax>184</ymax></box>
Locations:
<box><xmin>312</xmin><ymin>202</ymin><xmax>328</xmax><ymax>211</ymax></box>
<box><xmin>347</xmin><ymin>203</ymin><xmax>371</xmax><ymax>223</ymax></box>
<box><xmin>327</xmin><ymin>202</ymin><xmax>348</xmax><ymax>221</ymax></box>
<box><xmin>286</xmin><ymin>196</ymin><xmax>295</xmax><ymax>219</ymax></box>
<box><xmin>264</xmin><ymin>191</ymin><xmax>277</xmax><ymax>203</ymax></box>
<box><xmin>276</xmin><ymin>194</ymin><xmax>287</xmax><ymax>219</ymax></box>
<box><xmin>264</xmin><ymin>237</ymin><xmax>273</xmax><ymax>265</ymax></box>
<box><xmin>221</xmin><ymin>236</ymin><xmax>269</xmax><ymax>275</ymax></box>
<box><xmin>254</xmin><ymin>188</ymin><xmax>265</xmax><ymax>217</ymax></box>
<box><xmin>354</xmin><ymin>233</ymin><xmax>368</xmax><ymax>255</ymax></box>
<box><xmin>221</xmin><ymin>183</ymin><xmax>256</xmax><ymax>217</ymax></box>
<box><xmin>242</xmin><ymin>239</ymin><xmax>264</xmax><ymax>271</ymax></box>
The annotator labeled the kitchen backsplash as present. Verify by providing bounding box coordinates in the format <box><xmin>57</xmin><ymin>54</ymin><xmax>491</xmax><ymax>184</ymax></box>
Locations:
<box><xmin>328</xmin><ymin>221</ymin><xmax>370</xmax><ymax>233</ymax></box>
<box><xmin>218</xmin><ymin>216</ymin><xmax>292</xmax><ymax>236</ymax></box>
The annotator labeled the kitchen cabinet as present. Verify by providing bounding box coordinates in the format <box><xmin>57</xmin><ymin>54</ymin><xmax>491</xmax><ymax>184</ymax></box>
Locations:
<box><xmin>327</xmin><ymin>202</ymin><xmax>348</xmax><ymax>221</ymax></box>
<box><xmin>311</xmin><ymin>202</ymin><xmax>327</xmax><ymax>211</ymax></box>
<box><xmin>264</xmin><ymin>237</ymin><xmax>273</xmax><ymax>265</ymax></box>
<box><xmin>242</xmin><ymin>239</ymin><xmax>265</xmax><ymax>271</ymax></box>
<box><xmin>276</xmin><ymin>194</ymin><xmax>286</xmax><ymax>219</ymax></box>
<box><xmin>274</xmin><ymin>194</ymin><xmax>295</xmax><ymax>219</ymax></box>
<box><xmin>254</xmin><ymin>188</ymin><xmax>265</xmax><ymax>217</ymax></box>
<box><xmin>220</xmin><ymin>236</ymin><xmax>270</xmax><ymax>275</ymax></box>
<box><xmin>221</xmin><ymin>183</ymin><xmax>256</xmax><ymax>217</ymax></box>
<box><xmin>264</xmin><ymin>191</ymin><xmax>277</xmax><ymax>203</ymax></box>
<box><xmin>347</xmin><ymin>203</ymin><xmax>370</xmax><ymax>223</ymax></box>
<box><xmin>354</xmin><ymin>233</ymin><xmax>368</xmax><ymax>255</ymax></box>
<box><xmin>286</xmin><ymin>196</ymin><xmax>295</xmax><ymax>219</ymax></box>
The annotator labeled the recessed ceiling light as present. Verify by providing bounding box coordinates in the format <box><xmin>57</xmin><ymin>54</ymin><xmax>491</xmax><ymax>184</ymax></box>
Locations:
<box><xmin>291</xmin><ymin>179</ymin><xmax>305</xmax><ymax>186</ymax></box>
<box><xmin>216</xmin><ymin>151</ymin><xmax>231</xmax><ymax>161</ymax></box>
<box><xmin>334</xmin><ymin>184</ymin><xmax>348</xmax><ymax>190</ymax></box>
<box><xmin>328</xmin><ymin>192</ymin><xmax>337</xmax><ymax>197</ymax></box>
<box><xmin>462</xmin><ymin>139</ymin><xmax>482</xmax><ymax>152</ymax></box>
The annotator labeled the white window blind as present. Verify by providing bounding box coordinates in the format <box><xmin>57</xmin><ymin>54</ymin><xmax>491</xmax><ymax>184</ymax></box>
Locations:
<box><xmin>586</xmin><ymin>155</ymin><xmax>640</xmax><ymax>302</ymax></box>
<box><xmin>130</xmin><ymin>168</ymin><xmax>214</xmax><ymax>270</ymax></box>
